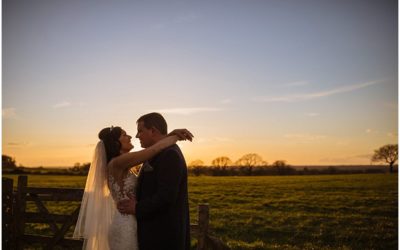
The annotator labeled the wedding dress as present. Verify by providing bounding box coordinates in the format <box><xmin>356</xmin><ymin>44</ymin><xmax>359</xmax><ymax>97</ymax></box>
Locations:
<box><xmin>108</xmin><ymin>171</ymin><xmax>139</xmax><ymax>250</ymax></box>
<box><xmin>73</xmin><ymin>141</ymin><xmax>139</xmax><ymax>250</ymax></box>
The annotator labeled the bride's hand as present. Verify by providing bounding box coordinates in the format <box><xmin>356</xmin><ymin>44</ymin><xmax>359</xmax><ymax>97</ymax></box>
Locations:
<box><xmin>168</xmin><ymin>129</ymin><xmax>194</xmax><ymax>142</ymax></box>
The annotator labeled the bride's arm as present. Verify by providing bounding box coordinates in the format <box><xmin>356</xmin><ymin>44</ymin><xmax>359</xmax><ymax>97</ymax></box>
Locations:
<box><xmin>110</xmin><ymin>135</ymin><xmax>180</xmax><ymax>171</ymax></box>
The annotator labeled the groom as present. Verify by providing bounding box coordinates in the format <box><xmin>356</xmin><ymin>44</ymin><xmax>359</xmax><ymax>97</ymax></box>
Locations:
<box><xmin>118</xmin><ymin>112</ymin><xmax>191</xmax><ymax>250</ymax></box>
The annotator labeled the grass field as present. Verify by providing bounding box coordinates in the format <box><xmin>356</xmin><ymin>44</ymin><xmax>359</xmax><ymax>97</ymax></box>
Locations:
<box><xmin>3</xmin><ymin>174</ymin><xmax>398</xmax><ymax>250</ymax></box>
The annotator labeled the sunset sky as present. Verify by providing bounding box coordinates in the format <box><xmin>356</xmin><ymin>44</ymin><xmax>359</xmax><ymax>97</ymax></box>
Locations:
<box><xmin>3</xmin><ymin>0</ymin><xmax>398</xmax><ymax>167</ymax></box>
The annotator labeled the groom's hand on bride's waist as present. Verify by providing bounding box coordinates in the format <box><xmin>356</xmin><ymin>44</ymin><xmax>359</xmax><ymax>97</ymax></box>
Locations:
<box><xmin>117</xmin><ymin>194</ymin><xmax>136</xmax><ymax>215</ymax></box>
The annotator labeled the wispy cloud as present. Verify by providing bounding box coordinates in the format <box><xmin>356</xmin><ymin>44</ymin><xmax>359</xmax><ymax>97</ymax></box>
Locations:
<box><xmin>305</xmin><ymin>113</ymin><xmax>320</xmax><ymax>117</ymax></box>
<box><xmin>220</xmin><ymin>99</ymin><xmax>232</xmax><ymax>104</ymax></box>
<box><xmin>7</xmin><ymin>142</ymin><xmax>32</xmax><ymax>147</ymax></box>
<box><xmin>364</xmin><ymin>129</ymin><xmax>397</xmax><ymax>137</ymax></box>
<box><xmin>53</xmin><ymin>101</ymin><xmax>71</xmax><ymax>109</ymax></box>
<box><xmin>284</xmin><ymin>133</ymin><xmax>327</xmax><ymax>142</ymax></box>
<box><xmin>254</xmin><ymin>80</ymin><xmax>384</xmax><ymax>103</ymax></box>
<box><xmin>2</xmin><ymin>108</ymin><xmax>18</xmax><ymax>119</ymax></box>
<box><xmin>154</xmin><ymin>107</ymin><xmax>222</xmax><ymax>115</ymax></box>
<box><xmin>284</xmin><ymin>81</ymin><xmax>309</xmax><ymax>87</ymax></box>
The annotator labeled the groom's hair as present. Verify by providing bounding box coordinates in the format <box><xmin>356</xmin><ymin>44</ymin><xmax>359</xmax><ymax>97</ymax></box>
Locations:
<box><xmin>137</xmin><ymin>112</ymin><xmax>168</xmax><ymax>135</ymax></box>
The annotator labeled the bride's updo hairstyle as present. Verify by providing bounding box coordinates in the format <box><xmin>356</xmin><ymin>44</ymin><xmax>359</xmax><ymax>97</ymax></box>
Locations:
<box><xmin>98</xmin><ymin>126</ymin><xmax>123</xmax><ymax>163</ymax></box>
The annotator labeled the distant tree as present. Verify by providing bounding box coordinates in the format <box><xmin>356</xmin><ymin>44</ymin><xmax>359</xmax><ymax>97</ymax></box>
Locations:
<box><xmin>371</xmin><ymin>144</ymin><xmax>398</xmax><ymax>173</ymax></box>
<box><xmin>71</xmin><ymin>162</ymin><xmax>91</xmax><ymax>174</ymax></box>
<box><xmin>188</xmin><ymin>160</ymin><xmax>204</xmax><ymax>176</ymax></box>
<box><xmin>2</xmin><ymin>155</ymin><xmax>17</xmax><ymax>170</ymax></box>
<box><xmin>235</xmin><ymin>153</ymin><xmax>266</xmax><ymax>175</ymax></box>
<box><xmin>271</xmin><ymin>160</ymin><xmax>295</xmax><ymax>175</ymax></box>
<box><xmin>80</xmin><ymin>163</ymin><xmax>91</xmax><ymax>173</ymax></box>
<box><xmin>72</xmin><ymin>162</ymin><xmax>81</xmax><ymax>172</ymax></box>
<box><xmin>211</xmin><ymin>156</ymin><xmax>232</xmax><ymax>168</ymax></box>
<box><xmin>189</xmin><ymin>160</ymin><xmax>204</xmax><ymax>167</ymax></box>
<box><xmin>271</xmin><ymin>160</ymin><xmax>288</xmax><ymax>168</ymax></box>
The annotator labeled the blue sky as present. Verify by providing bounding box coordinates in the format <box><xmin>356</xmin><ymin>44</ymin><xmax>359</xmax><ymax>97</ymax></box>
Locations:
<box><xmin>3</xmin><ymin>0</ymin><xmax>398</xmax><ymax>166</ymax></box>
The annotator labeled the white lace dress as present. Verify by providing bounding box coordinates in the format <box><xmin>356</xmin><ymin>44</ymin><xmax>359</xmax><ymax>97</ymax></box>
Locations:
<box><xmin>108</xmin><ymin>171</ymin><xmax>139</xmax><ymax>250</ymax></box>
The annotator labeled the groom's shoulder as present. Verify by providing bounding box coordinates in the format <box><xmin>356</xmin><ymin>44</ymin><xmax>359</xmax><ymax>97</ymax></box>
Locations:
<box><xmin>155</xmin><ymin>145</ymin><xmax>187</xmax><ymax>168</ymax></box>
<box><xmin>162</xmin><ymin>144</ymin><xmax>181</xmax><ymax>154</ymax></box>
<box><xmin>159</xmin><ymin>144</ymin><xmax>183</xmax><ymax>159</ymax></box>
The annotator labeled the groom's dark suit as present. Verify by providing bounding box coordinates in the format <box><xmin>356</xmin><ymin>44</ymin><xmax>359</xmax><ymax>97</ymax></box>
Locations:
<box><xmin>136</xmin><ymin>144</ymin><xmax>190</xmax><ymax>250</ymax></box>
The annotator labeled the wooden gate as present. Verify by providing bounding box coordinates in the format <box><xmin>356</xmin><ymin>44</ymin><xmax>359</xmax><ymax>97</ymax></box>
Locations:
<box><xmin>3</xmin><ymin>177</ymin><xmax>15</xmax><ymax>249</ymax></box>
<box><xmin>3</xmin><ymin>175</ymin><xmax>230</xmax><ymax>250</ymax></box>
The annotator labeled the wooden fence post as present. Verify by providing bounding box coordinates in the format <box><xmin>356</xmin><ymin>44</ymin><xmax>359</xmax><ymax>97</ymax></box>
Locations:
<box><xmin>197</xmin><ymin>203</ymin><xmax>209</xmax><ymax>250</ymax></box>
<box><xmin>16</xmin><ymin>175</ymin><xmax>28</xmax><ymax>250</ymax></box>
<box><xmin>2</xmin><ymin>177</ymin><xmax>14</xmax><ymax>249</ymax></box>
<box><xmin>6</xmin><ymin>176</ymin><xmax>229</xmax><ymax>249</ymax></box>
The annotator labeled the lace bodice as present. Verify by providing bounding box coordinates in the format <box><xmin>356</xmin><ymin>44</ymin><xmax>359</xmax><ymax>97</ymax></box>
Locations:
<box><xmin>107</xmin><ymin>170</ymin><xmax>139</xmax><ymax>250</ymax></box>
<box><xmin>108</xmin><ymin>171</ymin><xmax>137</xmax><ymax>202</ymax></box>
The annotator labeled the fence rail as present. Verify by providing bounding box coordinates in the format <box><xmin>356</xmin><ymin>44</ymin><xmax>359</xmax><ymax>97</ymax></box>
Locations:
<box><xmin>3</xmin><ymin>176</ymin><xmax>230</xmax><ymax>250</ymax></box>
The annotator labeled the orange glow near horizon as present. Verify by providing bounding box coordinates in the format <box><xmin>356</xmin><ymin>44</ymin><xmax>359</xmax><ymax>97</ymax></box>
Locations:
<box><xmin>2</xmin><ymin>1</ymin><xmax>397</xmax><ymax>167</ymax></box>
<box><xmin>3</xmin><ymin>131</ymin><xmax>398</xmax><ymax>167</ymax></box>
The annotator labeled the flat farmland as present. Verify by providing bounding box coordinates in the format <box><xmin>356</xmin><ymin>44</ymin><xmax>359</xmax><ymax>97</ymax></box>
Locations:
<box><xmin>3</xmin><ymin>174</ymin><xmax>397</xmax><ymax>249</ymax></box>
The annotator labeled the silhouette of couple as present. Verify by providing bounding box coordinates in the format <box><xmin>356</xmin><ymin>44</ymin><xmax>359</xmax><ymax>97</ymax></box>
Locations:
<box><xmin>74</xmin><ymin>112</ymin><xmax>193</xmax><ymax>250</ymax></box>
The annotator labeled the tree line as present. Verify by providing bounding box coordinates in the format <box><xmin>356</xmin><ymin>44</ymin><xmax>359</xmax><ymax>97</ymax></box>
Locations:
<box><xmin>187</xmin><ymin>144</ymin><xmax>398</xmax><ymax>176</ymax></box>
<box><xmin>2</xmin><ymin>144</ymin><xmax>398</xmax><ymax>176</ymax></box>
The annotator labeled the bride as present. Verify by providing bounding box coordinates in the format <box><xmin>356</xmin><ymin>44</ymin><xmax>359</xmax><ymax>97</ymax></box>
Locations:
<box><xmin>73</xmin><ymin>126</ymin><xmax>193</xmax><ymax>250</ymax></box>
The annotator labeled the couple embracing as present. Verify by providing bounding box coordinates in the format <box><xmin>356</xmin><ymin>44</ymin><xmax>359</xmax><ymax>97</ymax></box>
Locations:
<box><xmin>73</xmin><ymin>112</ymin><xmax>193</xmax><ymax>250</ymax></box>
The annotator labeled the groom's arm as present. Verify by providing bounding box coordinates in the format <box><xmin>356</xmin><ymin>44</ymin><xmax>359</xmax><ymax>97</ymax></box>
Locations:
<box><xmin>135</xmin><ymin>148</ymin><xmax>183</xmax><ymax>220</ymax></box>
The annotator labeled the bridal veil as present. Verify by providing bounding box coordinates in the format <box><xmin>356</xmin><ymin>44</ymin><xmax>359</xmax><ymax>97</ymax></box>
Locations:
<box><xmin>73</xmin><ymin>141</ymin><xmax>116</xmax><ymax>250</ymax></box>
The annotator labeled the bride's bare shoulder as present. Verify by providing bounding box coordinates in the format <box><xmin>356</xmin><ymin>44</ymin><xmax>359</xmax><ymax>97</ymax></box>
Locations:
<box><xmin>107</xmin><ymin>158</ymin><xmax>119</xmax><ymax>172</ymax></box>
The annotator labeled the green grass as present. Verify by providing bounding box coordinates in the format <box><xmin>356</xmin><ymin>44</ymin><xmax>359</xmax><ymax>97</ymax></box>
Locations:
<box><xmin>3</xmin><ymin>174</ymin><xmax>398</xmax><ymax>249</ymax></box>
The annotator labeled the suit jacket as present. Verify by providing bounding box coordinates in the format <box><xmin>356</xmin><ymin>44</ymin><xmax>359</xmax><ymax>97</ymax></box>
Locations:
<box><xmin>136</xmin><ymin>144</ymin><xmax>190</xmax><ymax>250</ymax></box>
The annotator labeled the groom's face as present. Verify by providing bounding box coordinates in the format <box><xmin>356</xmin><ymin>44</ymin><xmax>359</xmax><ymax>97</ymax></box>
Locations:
<box><xmin>136</xmin><ymin>121</ymin><xmax>155</xmax><ymax>148</ymax></box>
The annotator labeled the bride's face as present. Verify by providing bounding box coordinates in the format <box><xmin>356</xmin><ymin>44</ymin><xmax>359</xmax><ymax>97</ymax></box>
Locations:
<box><xmin>119</xmin><ymin>130</ymin><xmax>133</xmax><ymax>153</ymax></box>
